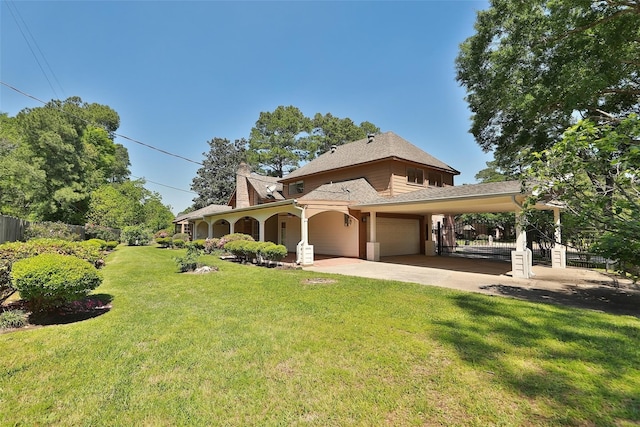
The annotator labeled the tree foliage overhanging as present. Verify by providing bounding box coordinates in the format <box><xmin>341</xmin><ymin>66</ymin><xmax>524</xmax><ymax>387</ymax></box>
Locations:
<box><xmin>456</xmin><ymin>0</ymin><xmax>640</xmax><ymax>170</ymax></box>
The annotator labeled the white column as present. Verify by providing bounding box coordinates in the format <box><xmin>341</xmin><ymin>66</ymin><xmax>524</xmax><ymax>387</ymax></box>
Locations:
<box><xmin>208</xmin><ymin>221</ymin><xmax>213</xmax><ymax>239</ymax></box>
<box><xmin>229</xmin><ymin>221</ymin><xmax>235</xmax><ymax>234</ymax></box>
<box><xmin>296</xmin><ymin>206</ymin><xmax>314</xmax><ymax>265</ymax></box>
<box><xmin>258</xmin><ymin>219</ymin><xmax>265</xmax><ymax>242</ymax></box>
<box><xmin>511</xmin><ymin>209</ymin><xmax>532</xmax><ymax>278</ymax></box>
<box><xmin>551</xmin><ymin>207</ymin><xmax>566</xmax><ymax>268</ymax></box>
<box><xmin>367</xmin><ymin>212</ymin><xmax>380</xmax><ymax>261</ymax></box>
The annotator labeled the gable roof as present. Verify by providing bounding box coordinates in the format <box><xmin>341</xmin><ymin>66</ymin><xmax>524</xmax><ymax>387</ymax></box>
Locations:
<box><xmin>299</xmin><ymin>178</ymin><xmax>380</xmax><ymax>203</ymax></box>
<box><xmin>283</xmin><ymin>131</ymin><xmax>459</xmax><ymax>181</ymax></box>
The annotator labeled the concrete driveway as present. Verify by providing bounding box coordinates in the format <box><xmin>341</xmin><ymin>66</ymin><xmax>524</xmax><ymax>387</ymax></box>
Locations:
<box><xmin>302</xmin><ymin>255</ymin><xmax>639</xmax><ymax>316</ymax></box>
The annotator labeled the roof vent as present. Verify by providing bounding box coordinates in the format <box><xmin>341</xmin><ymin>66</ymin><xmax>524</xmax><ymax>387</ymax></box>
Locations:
<box><xmin>331</xmin><ymin>144</ymin><xmax>337</xmax><ymax>153</ymax></box>
<box><xmin>367</xmin><ymin>133</ymin><xmax>375</xmax><ymax>143</ymax></box>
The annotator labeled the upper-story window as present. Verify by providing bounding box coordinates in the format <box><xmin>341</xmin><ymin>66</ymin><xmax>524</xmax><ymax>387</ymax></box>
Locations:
<box><xmin>288</xmin><ymin>180</ymin><xmax>304</xmax><ymax>195</ymax></box>
<box><xmin>407</xmin><ymin>167</ymin><xmax>424</xmax><ymax>185</ymax></box>
<box><xmin>428</xmin><ymin>172</ymin><xmax>443</xmax><ymax>187</ymax></box>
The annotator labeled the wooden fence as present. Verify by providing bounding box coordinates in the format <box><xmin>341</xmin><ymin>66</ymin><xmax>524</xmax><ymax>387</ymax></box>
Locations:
<box><xmin>0</xmin><ymin>215</ymin><xmax>29</xmax><ymax>244</ymax></box>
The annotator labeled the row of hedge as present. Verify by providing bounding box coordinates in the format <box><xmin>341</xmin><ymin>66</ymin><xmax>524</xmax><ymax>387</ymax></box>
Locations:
<box><xmin>224</xmin><ymin>240</ymin><xmax>288</xmax><ymax>265</ymax></box>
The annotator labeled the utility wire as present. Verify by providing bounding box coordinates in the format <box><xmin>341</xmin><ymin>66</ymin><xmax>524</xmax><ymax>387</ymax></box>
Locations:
<box><xmin>131</xmin><ymin>175</ymin><xmax>198</xmax><ymax>195</ymax></box>
<box><xmin>5</xmin><ymin>1</ymin><xmax>62</xmax><ymax>98</ymax></box>
<box><xmin>0</xmin><ymin>81</ymin><xmax>204</xmax><ymax>166</ymax></box>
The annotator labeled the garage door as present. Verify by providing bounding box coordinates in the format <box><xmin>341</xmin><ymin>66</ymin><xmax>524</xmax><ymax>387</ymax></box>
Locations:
<box><xmin>376</xmin><ymin>217</ymin><xmax>420</xmax><ymax>256</ymax></box>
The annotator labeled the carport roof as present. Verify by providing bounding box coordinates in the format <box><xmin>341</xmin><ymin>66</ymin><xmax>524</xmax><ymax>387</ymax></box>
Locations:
<box><xmin>353</xmin><ymin>180</ymin><xmax>532</xmax><ymax>214</ymax></box>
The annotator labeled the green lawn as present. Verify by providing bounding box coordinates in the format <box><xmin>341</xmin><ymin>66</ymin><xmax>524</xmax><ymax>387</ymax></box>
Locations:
<box><xmin>1</xmin><ymin>246</ymin><xmax>638</xmax><ymax>426</ymax></box>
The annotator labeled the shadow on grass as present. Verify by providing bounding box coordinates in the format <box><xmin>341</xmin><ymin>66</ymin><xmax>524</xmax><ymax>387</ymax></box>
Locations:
<box><xmin>24</xmin><ymin>294</ymin><xmax>113</xmax><ymax>326</ymax></box>
<box><xmin>479</xmin><ymin>284</ymin><xmax>640</xmax><ymax>318</ymax></box>
<box><xmin>434</xmin><ymin>293</ymin><xmax>640</xmax><ymax>425</ymax></box>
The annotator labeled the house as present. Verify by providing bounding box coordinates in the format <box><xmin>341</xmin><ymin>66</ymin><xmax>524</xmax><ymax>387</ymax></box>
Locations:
<box><xmin>175</xmin><ymin>132</ymin><xmax>566</xmax><ymax>278</ymax></box>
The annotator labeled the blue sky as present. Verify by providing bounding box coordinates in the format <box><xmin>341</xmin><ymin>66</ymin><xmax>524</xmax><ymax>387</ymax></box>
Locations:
<box><xmin>1</xmin><ymin>0</ymin><xmax>491</xmax><ymax>214</ymax></box>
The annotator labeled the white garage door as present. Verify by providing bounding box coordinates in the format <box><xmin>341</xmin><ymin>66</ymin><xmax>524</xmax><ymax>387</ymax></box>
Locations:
<box><xmin>376</xmin><ymin>217</ymin><xmax>420</xmax><ymax>256</ymax></box>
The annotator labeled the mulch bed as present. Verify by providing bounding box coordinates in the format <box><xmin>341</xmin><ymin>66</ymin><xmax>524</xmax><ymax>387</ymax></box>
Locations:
<box><xmin>1</xmin><ymin>295</ymin><xmax>112</xmax><ymax>333</ymax></box>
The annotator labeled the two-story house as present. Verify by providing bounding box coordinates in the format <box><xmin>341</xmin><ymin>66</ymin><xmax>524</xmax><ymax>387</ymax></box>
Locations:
<box><xmin>176</xmin><ymin>131</ymin><xmax>565</xmax><ymax>278</ymax></box>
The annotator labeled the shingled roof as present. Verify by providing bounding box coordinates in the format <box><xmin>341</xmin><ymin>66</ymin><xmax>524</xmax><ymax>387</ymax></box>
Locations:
<box><xmin>299</xmin><ymin>178</ymin><xmax>380</xmax><ymax>203</ymax></box>
<box><xmin>173</xmin><ymin>204</ymin><xmax>232</xmax><ymax>222</ymax></box>
<box><xmin>357</xmin><ymin>180</ymin><xmax>524</xmax><ymax>207</ymax></box>
<box><xmin>283</xmin><ymin>131</ymin><xmax>459</xmax><ymax>180</ymax></box>
<box><xmin>247</xmin><ymin>174</ymin><xmax>285</xmax><ymax>200</ymax></box>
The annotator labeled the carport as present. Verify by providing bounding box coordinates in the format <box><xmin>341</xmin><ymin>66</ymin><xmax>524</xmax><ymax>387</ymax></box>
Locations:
<box><xmin>353</xmin><ymin>181</ymin><xmax>565</xmax><ymax>279</ymax></box>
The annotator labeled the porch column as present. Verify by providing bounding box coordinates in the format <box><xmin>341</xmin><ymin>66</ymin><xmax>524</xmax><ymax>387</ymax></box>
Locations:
<box><xmin>258</xmin><ymin>219</ymin><xmax>265</xmax><ymax>242</ymax></box>
<box><xmin>425</xmin><ymin>214</ymin><xmax>435</xmax><ymax>256</ymax></box>
<box><xmin>511</xmin><ymin>209</ymin><xmax>533</xmax><ymax>278</ymax></box>
<box><xmin>208</xmin><ymin>221</ymin><xmax>213</xmax><ymax>239</ymax></box>
<box><xmin>367</xmin><ymin>211</ymin><xmax>380</xmax><ymax>261</ymax></box>
<box><xmin>551</xmin><ymin>208</ymin><xmax>566</xmax><ymax>268</ymax></box>
<box><xmin>229</xmin><ymin>220</ymin><xmax>235</xmax><ymax>234</ymax></box>
<box><xmin>296</xmin><ymin>206</ymin><xmax>314</xmax><ymax>265</ymax></box>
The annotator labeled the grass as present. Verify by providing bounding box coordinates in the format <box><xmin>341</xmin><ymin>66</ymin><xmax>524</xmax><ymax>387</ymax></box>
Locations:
<box><xmin>1</xmin><ymin>245</ymin><xmax>639</xmax><ymax>426</ymax></box>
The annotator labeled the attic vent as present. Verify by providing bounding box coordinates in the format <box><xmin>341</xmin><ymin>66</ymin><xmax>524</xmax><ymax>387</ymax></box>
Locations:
<box><xmin>331</xmin><ymin>144</ymin><xmax>337</xmax><ymax>153</ymax></box>
<box><xmin>367</xmin><ymin>133</ymin><xmax>375</xmax><ymax>143</ymax></box>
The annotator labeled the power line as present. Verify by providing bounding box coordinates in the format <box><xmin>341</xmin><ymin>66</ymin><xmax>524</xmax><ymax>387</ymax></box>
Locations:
<box><xmin>5</xmin><ymin>1</ymin><xmax>63</xmax><ymax>98</ymax></box>
<box><xmin>0</xmin><ymin>81</ymin><xmax>204</xmax><ymax>166</ymax></box>
<box><xmin>131</xmin><ymin>175</ymin><xmax>198</xmax><ymax>195</ymax></box>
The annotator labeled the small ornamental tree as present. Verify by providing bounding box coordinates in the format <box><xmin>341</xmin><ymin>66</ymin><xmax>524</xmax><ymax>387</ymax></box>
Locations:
<box><xmin>11</xmin><ymin>253</ymin><xmax>102</xmax><ymax>311</ymax></box>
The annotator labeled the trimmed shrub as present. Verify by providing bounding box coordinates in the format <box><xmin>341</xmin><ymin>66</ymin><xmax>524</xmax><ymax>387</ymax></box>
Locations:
<box><xmin>223</xmin><ymin>240</ymin><xmax>287</xmax><ymax>265</ymax></box>
<box><xmin>0</xmin><ymin>309</ymin><xmax>28</xmax><ymax>329</ymax></box>
<box><xmin>172</xmin><ymin>233</ymin><xmax>190</xmax><ymax>242</ymax></box>
<box><xmin>259</xmin><ymin>242</ymin><xmax>288</xmax><ymax>263</ymax></box>
<box><xmin>218</xmin><ymin>233</ymin><xmax>255</xmax><ymax>250</ymax></box>
<box><xmin>83</xmin><ymin>239</ymin><xmax>107</xmax><ymax>250</ymax></box>
<box><xmin>105</xmin><ymin>241</ymin><xmax>119</xmax><ymax>251</ymax></box>
<box><xmin>155</xmin><ymin>237</ymin><xmax>173</xmax><ymax>248</ymax></box>
<box><xmin>224</xmin><ymin>240</ymin><xmax>251</xmax><ymax>262</ymax></box>
<box><xmin>0</xmin><ymin>239</ymin><xmax>105</xmax><ymax>298</ymax></box>
<box><xmin>11</xmin><ymin>254</ymin><xmax>102</xmax><ymax>312</ymax></box>
<box><xmin>172</xmin><ymin>239</ymin><xmax>185</xmax><ymax>248</ymax></box>
<box><xmin>192</xmin><ymin>239</ymin><xmax>206</xmax><ymax>250</ymax></box>
<box><xmin>122</xmin><ymin>226</ymin><xmax>151</xmax><ymax>246</ymax></box>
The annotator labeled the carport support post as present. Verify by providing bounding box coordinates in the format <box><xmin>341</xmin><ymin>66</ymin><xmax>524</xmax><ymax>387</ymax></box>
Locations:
<box><xmin>551</xmin><ymin>208</ymin><xmax>566</xmax><ymax>269</ymax></box>
<box><xmin>425</xmin><ymin>214</ymin><xmax>435</xmax><ymax>256</ymax></box>
<box><xmin>366</xmin><ymin>212</ymin><xmax>380</xmax><ymax>261</ymax></box>
<box><xmin>511</xmin><ymin>209</ymin><xmax>533</xmax><ymax>278</ymax></box>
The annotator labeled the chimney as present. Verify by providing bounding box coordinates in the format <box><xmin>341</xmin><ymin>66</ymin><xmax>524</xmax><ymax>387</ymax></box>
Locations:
<box><xmin>367</xmin><ymin>133</ymin><xmax>375</xmax><ymax>143</ymax></box>
<box><xmin>330</xmin><ymin>144</ymin><xmax>337</xmax><ymax>153</ymax></box>
<box><xmin>236</xmin><ymin>162</ymin><xmax>251</xmax><ymax>208</ymax></box>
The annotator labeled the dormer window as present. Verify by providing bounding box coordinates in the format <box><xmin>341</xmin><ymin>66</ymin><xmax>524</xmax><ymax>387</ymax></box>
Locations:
<box><xmin>288</xmin><ymin>180</ymin><xmax>304</xmax><ymax>195</ymax></box>
<box><xmin>407</xmin><ymin>167</ymin><xmax>424</xmax><ymax>185</ymax></box>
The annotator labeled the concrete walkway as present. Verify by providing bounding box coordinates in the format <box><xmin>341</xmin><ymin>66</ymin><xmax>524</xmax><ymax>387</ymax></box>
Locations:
<box><xmin>303</xmin><ymin>255</ymin><xmax>639</xmax><ymax>316</ymax></box>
